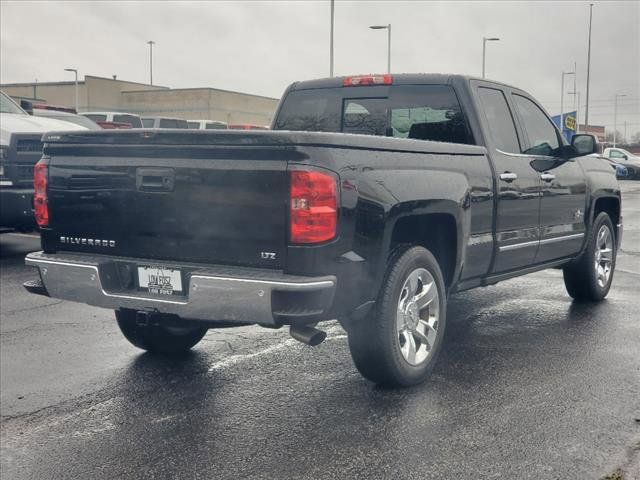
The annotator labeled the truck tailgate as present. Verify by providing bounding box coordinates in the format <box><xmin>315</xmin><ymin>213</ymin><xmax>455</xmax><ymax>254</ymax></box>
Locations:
<box><xmin>44</xmin><ymin>136</ymin><xmax>291</xmax><ymax>269</ymax></box>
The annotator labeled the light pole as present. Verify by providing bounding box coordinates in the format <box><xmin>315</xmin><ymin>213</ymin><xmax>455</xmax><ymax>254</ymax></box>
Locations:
<box><xmin>568</xmin><ymin>90</ymin><xmax>580</xmax><ymax>134</ymax></box>
<box><xmin>585</xmin><ymin>3</ymin><xmax>594</xmax><ymax>131</ymax></box>
<box><xmin>560</xmin><ymin>70</ymin><xmax>575</xmax><ymax>138</ymax></box>
<box><xmin>64</xmin><ymin>68</ymin><xmax>78</xmax><ymax>112</ymax></box>
<box><xmin>369</xmin><ymin>24</ymin><xmax>391</xmax><ymax>74</ymax></box>
<box><xmin>329</xmin><ymin>0</ymin><xmax>335</xmax><ymax>77</ymax></box>
<box><xmin>147</xmin><ymin>40</ymin><xmax>155</xmax><ymax>85</ymax></box>
<box><xmin>613</xmin><ymin>93</ymin><xmax>627</xmax><ymax>147</ymax></box>
<box><xmin>482</xmin><ymin>37</ymin><xmax>500</xmax><ymax>79</ymax></box>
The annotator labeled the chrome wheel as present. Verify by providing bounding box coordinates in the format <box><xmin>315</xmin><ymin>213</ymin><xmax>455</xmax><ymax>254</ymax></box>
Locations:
<box><xmin>594</xmin><ymin>224</ymin><xmax>614</xmax><ymax>288</ymax></box>
<box><xmin>396</xmin><ymin>268</ymin><xmax>440</xmax><ymax>366</ymax></box>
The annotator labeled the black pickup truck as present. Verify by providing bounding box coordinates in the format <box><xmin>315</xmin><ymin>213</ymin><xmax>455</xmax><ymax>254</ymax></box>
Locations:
<box><xmin>25</xmin><ymin>74</ymin><xmax>622</xmax><ymax>387</ymax></box>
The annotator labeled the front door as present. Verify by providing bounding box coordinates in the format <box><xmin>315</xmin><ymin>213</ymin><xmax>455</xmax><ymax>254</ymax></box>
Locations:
<box><xmin>475</xmin><ymin>85</ymin><xmax>542</xmax><ymax>273</ymax></box>
<box><xmin>509</xmin><ymin>93</ymin><xmax>587</xmax><ymax>264</ymax></box>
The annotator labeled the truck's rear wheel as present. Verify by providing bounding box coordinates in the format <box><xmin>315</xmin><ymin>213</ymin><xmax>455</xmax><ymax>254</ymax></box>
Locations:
<box><xmin>116</xmin><ymin>309</ymin><xmax>208</xmax><ymax>354</ymax></box>
<box><xmin>347</xmin><ymin>246</ymin><xmax>447</xmax><ymax>387</ymax></box>
<box><xmin>563</xmin><ymin>212</ymin><xmax>616</xmax><ymax>302</ymax></box>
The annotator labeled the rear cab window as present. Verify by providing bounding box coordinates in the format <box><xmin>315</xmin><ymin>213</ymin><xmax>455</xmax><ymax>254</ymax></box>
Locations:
<box><xmin>84</xmin><ymin>114</ymin><xmax>107</xmax><ymax>122</ymax></box>
<box><xmin>275</xmin><ymin>84</ymin><xmax>474</xmax><ymax>144</ymax></box>
<box><xmin>113</xmin><ymin>114</ymin><xmax>142</xmax><ymax>128</ymax></box>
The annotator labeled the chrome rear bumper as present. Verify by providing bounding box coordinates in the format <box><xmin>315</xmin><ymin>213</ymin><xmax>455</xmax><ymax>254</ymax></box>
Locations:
<box><xmin>25</xmin><ymin>251</ymin><xmax>336</xmax><ymax>326</ymax></box>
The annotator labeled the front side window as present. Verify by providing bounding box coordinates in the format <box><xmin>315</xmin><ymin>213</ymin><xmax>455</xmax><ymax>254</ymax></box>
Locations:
<box><xmin>609</xmin><ymin>150</ymin><xmax>624</xmax><ymax>159</ymax></box>
<box><xmin>512</xmin><ymin>94</ymin><xmax>560</xmax><ymax>156</ymax></box>
<box><xmin>477</xmin><ymin>87</ymin><xmax>520</xmax><ymax>154</ymax></box>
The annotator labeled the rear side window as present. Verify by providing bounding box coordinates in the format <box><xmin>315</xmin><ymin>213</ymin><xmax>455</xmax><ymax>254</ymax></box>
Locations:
<box><xmin>113</xmin><ymin>114</ymin><xmax>142</xmax><ymax>128</ymax></box>
<box><xmin>275</xmin><ymin>84</ymin><xmax>473</xmax><ymax>144</ymax></box>
<box><xmin>205</xmin><ymin>122</ymin><xmax>227</xmax><ymax>130</ymax></box>
<box><xmin>512</xmin><ymin>94</ymin><xmax>560</xmax><ymax>156</ymax></box>
<box><xmin>187</xmin><ymin>121</ymin><xmax>199</xmax><ymax>129</ymax></box>
<box><xmin>141</xmin><ymin>118</ymin><xmax>154</xmax><ymax>128</ymax></box>
<box><xmin>477</xmin><ymin>87</ymin><xmax>521</xmax><ymax>153</ymax></box>
<box><xmin>84</xmin><ymin>114</ymin><xmax>107</xmax><ymax>122</ymax></box>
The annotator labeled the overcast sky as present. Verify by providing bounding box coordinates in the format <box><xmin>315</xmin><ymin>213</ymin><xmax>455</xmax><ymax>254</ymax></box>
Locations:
<box><xmin>1</xmin><ymin>1</ymin><xmax>638</xmax><ymax>135</ymax></box>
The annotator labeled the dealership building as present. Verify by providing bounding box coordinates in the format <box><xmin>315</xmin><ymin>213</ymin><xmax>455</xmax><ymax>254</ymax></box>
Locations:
<box><xmin>0</xmin><ymin>75</ymin><xmax>280</xmax><ymax>126</ymax></box>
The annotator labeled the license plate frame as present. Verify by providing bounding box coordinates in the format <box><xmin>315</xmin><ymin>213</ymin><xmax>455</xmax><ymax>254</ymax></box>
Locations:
<box><xmin>137</xmin><ymin>265</ymin><xmax>183</xmax><ymax>296</ymax></box>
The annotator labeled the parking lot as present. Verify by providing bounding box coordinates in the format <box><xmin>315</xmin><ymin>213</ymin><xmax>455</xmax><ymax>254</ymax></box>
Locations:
<box><xmin>1</xmin><ymin>182</ymin><xmax>638</xmax><ymax>480</ymax></box>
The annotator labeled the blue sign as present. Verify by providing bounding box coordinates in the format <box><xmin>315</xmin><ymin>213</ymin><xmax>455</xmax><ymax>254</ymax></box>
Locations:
<box><xmin>552</xmin><ymin>111</ymin><xmax>577</xmax><ymax>142</ymax></box>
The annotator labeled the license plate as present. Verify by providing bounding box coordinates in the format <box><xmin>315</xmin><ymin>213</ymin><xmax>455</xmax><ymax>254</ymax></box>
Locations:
<box><xmin>137</xmin><ymin>266</ymin><xmax>183</xmax><ymax>295</ymax></box>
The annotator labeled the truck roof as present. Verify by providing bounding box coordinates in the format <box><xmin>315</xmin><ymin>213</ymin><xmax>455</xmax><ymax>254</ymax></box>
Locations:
<box><xmin>289</xmin><ymin>73</ymin><xmax>517</xmax><ymax>91</ymax></box>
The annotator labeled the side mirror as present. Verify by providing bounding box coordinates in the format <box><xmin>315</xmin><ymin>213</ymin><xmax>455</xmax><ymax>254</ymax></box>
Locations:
<box><xmin>571</xmin><ymin>134</ymin><xmax>598</xmax><ymax>156</ymax></box>
<box><xmin>622</xmin><ymin>154</ymin><xmax>628</xmax><ymax>160</ymax></box>
<box><xmin>20</xmin><ymin>99</ymin><xmax>33</xmax><ymax>115</ymax></box>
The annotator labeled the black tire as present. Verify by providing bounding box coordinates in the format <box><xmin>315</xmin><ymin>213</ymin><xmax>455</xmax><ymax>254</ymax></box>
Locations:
<box><xmin>563</xmin><ymin>212</ymin><xmax>617</xmax><ymax>302</ymax></box>
<box><xmin>116</xmin><ymin>309</ymin><xmax>208</xmax><ymax>354</ymax></box>
<box><xmin>347</xmin><ymin>246</ymin><xmax>447</xmax><ymax>387</ymax></box>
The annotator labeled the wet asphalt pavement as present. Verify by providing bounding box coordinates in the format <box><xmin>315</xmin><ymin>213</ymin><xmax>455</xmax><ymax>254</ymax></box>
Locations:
<box><xmin>1</xmin><ymin>183</ymin><xmax>639</xmax><ymax>480</ymax></box>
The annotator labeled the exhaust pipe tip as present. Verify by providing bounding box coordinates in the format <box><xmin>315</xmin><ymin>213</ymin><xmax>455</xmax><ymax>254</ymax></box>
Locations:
<box><xmin>289</xmin><ymin>324</ymin><xmax>327</xmax><ymax>347</ymax></box>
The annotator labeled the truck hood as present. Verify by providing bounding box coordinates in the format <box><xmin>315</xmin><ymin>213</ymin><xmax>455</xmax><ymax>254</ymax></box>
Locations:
<box><xmin>1</xmin><ymin>112</ymin><xmax>87</xmax><ymax>145</ymax></box>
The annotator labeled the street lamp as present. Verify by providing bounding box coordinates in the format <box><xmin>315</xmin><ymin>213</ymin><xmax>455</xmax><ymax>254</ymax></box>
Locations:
<box><xmin>329</xmin><ymin>0</ymin><xmax>335</xmax><ymax>77</ymax></box>
<box><xmin>613</xmin><ymin>93</ymin><xmax>627</xmax><ymax>147</ymax></box>
<box><xmin>584</xmin><ymin>3</ymin><xmax>594</xmax><ymax>131</ymax></box>
<box><xmin>567</xmin><ymin>90</ymin><xmax>580</xmax><ymax>133</ymax></box>
<box><xmin>560</xmin><ymin>70</ymin><xmax>575</xmax><ymax>138</ymax></box>
<box><xmin>369</xmin><ymin>24</ymin><xmax>391</xmax><ymax>74</ymax></box>
<box><xmin>147</xmin><ymin>40</ymin><xmax>155</xmax><ymax>85</ymax></box>
<box><xmin>64</xmin><ymin>68</ymin><xmax>78</xmax><ymax>112</ymax></box>
<box><xmin>482</xmin><ymin>37</ymin><xmax>500</xmax><ymax>79</ymax></box>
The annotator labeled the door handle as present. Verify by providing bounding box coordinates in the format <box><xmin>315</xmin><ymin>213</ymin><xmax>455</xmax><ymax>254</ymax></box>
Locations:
<box><xmin>540</xmin><ymin>172</ymin><xmax>556</xmax><ymax>182</ymax></box>
<box><xmin>499</xmin><ymin>172</ymin><xmax>518</xmax><ymax>182</ymax></box>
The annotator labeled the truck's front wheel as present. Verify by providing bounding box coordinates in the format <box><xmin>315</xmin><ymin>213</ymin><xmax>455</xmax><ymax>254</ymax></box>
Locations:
<box><xmin>563</xmin><ymin>212</ymin><xmax>617</xmax><ymax>301</ymax></box>
<box><xmin>116</xmin><ymin>309</ymin><xmax>208</xmax><ymax>354</ymax></box>
<box><xmin>347</xmin><ymin>246</ymin><xmax>447</xmax><ymax>387</ymax></box>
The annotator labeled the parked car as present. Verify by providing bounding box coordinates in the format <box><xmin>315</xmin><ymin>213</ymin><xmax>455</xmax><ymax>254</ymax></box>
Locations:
<box><xmin>599</xmin><ymin>155</ymin><xmax>630</xmax><ymax>179</ymax></box>
<box><xmin>141</xmin><ymin>117</ymin><xmax>189</xmax><ymax>129</ymax></box>
<box><xmin>187</xmin><ymin>119</ymin><xmax>227</xmax><ymax>130</ymax></box>
<box><xmin>81</xmin><ymin>112</ymin><xmax>143</xmax><ymax>128</ymax></box>
<box><xmin>228</xmin><ymin>124</ymin><xmax>269</xmax><ymax>130</ymax></box>
<box><xmin>33</xmin><ymin>108</ymin><xmax>101</xmax><ymax>130</ymax></box>
<box><xmin>24</xmin><ymin>74</ymin><xmax>621</xmax><ymax>387</ymax></box>
<box><xmin>603</xmin><ymin>147</ymin><xmax>640</xmax><ymax>179</ymax></box>
<box><xmin>0</xmin><ymin>91</ymin><xmax>87</xmax><ymax>231</ymax></box>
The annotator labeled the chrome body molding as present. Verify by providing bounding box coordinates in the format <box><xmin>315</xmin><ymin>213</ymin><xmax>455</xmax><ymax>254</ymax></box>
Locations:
<box><xmin>499</xmin><ymin>232</ymin><xmax>585</xmax><ymax>252</ymax></box>
<box><xmin>25</xmin><ymin>251</ymin><xmax>336</xmax><ymax>326</ymax></box>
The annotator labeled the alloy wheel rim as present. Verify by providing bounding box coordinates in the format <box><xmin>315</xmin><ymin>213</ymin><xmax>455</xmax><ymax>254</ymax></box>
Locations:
<box><xmin>594</xmin><ymin>225</ymin><xmax>614</xmax><ymax>288</ymax></box>
<box><xmin>396</xmin><ymin>268</ymin><xmax>440</xmax><ymax>366</ymax></box>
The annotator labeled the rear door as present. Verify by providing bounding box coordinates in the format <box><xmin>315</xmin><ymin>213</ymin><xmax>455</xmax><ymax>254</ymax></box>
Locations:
<box><xmin>510</xmin><ymin>93</ymin><xmax>587</xmax><ymax>263</ymax></box>
<box><xmin>475</xmin><ymin>84</ymin><xmax>541</xmax><ymax>273</ymax></box>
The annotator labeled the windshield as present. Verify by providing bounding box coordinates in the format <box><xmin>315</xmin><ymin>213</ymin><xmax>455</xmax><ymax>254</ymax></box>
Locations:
<box><xmin>36</xmin><ymin>112</ymin><xmax>100</xmax><ymax>130</ymax></box>
<box><xmin>274</xmin><ymin>84</ymin><xmax>474</xmax><ymax>144</ymax></box>
<box><xmin>0</xmin><ymin>91</ymin><xmax>27</xmax><ymax>115</ymax></box>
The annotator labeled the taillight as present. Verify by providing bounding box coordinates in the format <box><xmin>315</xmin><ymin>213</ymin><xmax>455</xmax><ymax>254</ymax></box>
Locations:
<box><xmin>290</xmin><ymin>170</ymin><xmax>338</xmax><ymax>244</ymax></box>
<box><xmin>343</xmin><ymin>74</ymin><xmax>392</xmax><ymax>87</ymax></box>
<box><xmin>33</xmin><ymin>159</ymin><xmax>49</xmax><ymax>228</ymax></box>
